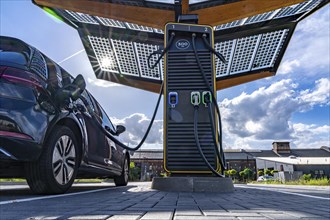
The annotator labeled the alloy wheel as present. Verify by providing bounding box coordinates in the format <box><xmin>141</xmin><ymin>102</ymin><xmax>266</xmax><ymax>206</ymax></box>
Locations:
<box><xmin>52</xmin><ymin>135</ymin><xmax>76</xmax><ymax>185</ymax></box>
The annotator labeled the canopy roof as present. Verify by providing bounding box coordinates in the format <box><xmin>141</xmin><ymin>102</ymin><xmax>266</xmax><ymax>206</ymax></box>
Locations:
<box><xmin>33</xmin><ymin>0</ymin><xmax>328</xmax><ymax>92</ymax></box>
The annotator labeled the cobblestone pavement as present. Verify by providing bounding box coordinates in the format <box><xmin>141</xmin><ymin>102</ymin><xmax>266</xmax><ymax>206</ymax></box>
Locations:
<box><xmin>0</xmin><ymin>182</ymin><xmax>329</xmax><ymax>220</ymax></box>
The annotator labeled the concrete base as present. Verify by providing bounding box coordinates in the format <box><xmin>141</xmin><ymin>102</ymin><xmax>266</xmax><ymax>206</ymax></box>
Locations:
<box><xmin>151</xmin><ymin>177</ymin><xmax>234</xmax><ymax>192</ymax></box>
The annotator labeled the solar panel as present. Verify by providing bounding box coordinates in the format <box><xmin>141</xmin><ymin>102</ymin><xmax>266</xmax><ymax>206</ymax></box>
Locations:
<box><xmin>95</xmin><ymin>17</ymin><xmax>126</xmax><ymax>28</ymax></box>
<box><xmin>252</xmin><ymin>29</ymin><xmax>289</xmax><ymax>70</ymax></box>
<box><xmin>41</xmin><ymin>0</ymin><xmax>327</xmax><ymax>91</ymax></box>
<box><xmin>230</xmin><ymin>35</ymin><xmax>261</xmax><ymax>75</ymax></box>
<box><xmin>88</xmin><ymin>36</ymin><xmax>119</xmax><ymax>73</ymax></box>
<box><xmin>244</xmin><ymin>10</ymin><xmax>278</xmax><ymax>25</ymax></box>
<box><xmin>111</xmin><ymin>39</ymin><xmax>139</xmax><ymax>76</ymax></box>
<box><xmin>215</xmin><ymin>0</ymin><xmax>323</xmax><ymax>31</ymax></box>
<box><xmin>134</xmin><ymin>42</ymin><xmax>162</xmax><ymax>80</ymax></box>
<box><xmin>215</xmin><ymin>19</ymin><xmax>245</xmax><ymax>31</ymax></box>
<box><xmin>125</xmin><ymin>23</ymin><xmax>154</xmax><ymax>32</ymax></box>
<box><xmin>214</xmin><ymin>40</ymin><xmax>236</xmax><ymax>77</ymax></box>
<box><xmin>64</xmin><ymin>10</ymin><xmax>98</xmax><ymax>24</ymax></box>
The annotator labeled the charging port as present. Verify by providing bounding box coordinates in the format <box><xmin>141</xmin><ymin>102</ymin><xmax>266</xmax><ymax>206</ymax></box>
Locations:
<box><xmin>191</xmin><ymin>91</ymin><xmax>200</xmax><ymax>106</ymax></box>
<box><xmin>168</xmin><ymin>92</ymin><xmax>178</xmax><ymax>108</ymax></box>
<box><xmin>202</xmin><ymin>91</ymin><xmax>212</xmax><ymax>107</ymax></box>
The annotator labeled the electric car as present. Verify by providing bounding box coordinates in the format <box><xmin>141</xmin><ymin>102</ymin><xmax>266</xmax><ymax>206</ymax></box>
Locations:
<box><xmin>0</xmin><ymin>36</ymin><xmax>129</xmax><ymax>194</ymax></box>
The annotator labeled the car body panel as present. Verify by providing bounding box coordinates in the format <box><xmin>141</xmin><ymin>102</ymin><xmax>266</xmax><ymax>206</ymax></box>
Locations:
<box><xmin>0</xmin><ymin>36</ymin><xmax>128</xmax><ymax>180</ymax></box>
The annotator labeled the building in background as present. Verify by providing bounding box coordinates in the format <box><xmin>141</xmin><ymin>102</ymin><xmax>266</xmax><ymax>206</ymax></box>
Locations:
<box><xmin>130</xmin><ymin>150</ymin><xmax>163</xmax><ymax>181</ymax></box>
<box><xmin>131</xmin><ymin>142</ymin><xmax>330</xmax><ymax>180</ymax></box>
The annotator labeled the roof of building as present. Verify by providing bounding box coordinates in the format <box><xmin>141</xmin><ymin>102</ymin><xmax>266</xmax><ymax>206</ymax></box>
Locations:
<box><xmin>224</xmin><ymin>152</ymin><xmax>255</xmax><ymax>160</ymax></box>
<box><xmin>130</xmin><ymin>147</ymin><xmax>330</xmax><ymax>160</ymax></box>
<box><xmin>256</xmin><ymin>157</ymin><xmax>330</xmax><ymax>165</ymax></box>
<box><xmin>131</xmin><ymin>150</ymin><xmax>163</xmax><ymax>160</ymax></box>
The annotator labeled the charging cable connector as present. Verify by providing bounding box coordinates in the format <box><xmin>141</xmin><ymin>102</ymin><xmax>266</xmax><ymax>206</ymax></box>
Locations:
<box><xmin>202</xmin><ymin>91</ymin><xmax>212</xmax><ymax>107</ymax></box>
<box><xmin>191</xmin><ymin>91</ymin><xmax>200</xmax><ymax>106</ymax></box>
<box><xmin>168</xmin><ymin>92</ymin><xmax>178</xmax><ymax>108</ymax></box>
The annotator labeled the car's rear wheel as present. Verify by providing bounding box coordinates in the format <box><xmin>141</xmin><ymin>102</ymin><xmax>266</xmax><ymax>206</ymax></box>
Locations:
<box><xmin>114</xmin><ymin>156</ymin><xmax>129</xmax><ymax>186</ymax></box>
<box><xmin>25</xmin><ymin>125</ymin><xmax>80</xmax><ymax>194</ymax></box>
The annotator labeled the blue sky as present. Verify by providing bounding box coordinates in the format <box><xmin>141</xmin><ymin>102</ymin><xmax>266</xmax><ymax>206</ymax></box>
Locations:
<box><xmin>1</xmin><ymin>0</ymin><xmax>329</xmax><ymax>150</ymax></box>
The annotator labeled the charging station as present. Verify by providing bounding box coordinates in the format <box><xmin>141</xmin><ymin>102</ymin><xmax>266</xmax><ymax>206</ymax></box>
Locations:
<box><xmin>164</xmin><ymin>23</ymin><xmax>220</xmax><ymax>174</ymax></box>
<box><xmin>33</xmin><ymin>0</ymin><xmax>328</xmax><ymax>191</ymax></box>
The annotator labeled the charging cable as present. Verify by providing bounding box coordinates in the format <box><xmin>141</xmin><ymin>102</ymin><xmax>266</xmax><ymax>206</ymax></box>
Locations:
<box><xmin>148</xmin><ymin>32</ymin><xmax>176</xmax><ymax>71</ymax></box>
<box><xmin>79</xmin><ymin>83</ymin><xmax>163</xmax><ymax>151</ymax></box>
<box><xmin>191</xmin><ymin>33</ymin><xmax>226</xmax><ymax>175</ymax></box>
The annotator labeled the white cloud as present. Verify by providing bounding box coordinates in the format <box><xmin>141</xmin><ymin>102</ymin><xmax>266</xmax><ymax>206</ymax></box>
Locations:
<box><xmin>87</xmin><ymin>77</ymin><xmax>122</xmax><ymax>88</ymax></box>
<box><xmin>220</xmin><ymin>78</ymin><xmax>330</xmax><ymax>149</ymax></box>
<box><xmin>278</xmin><ymin>60</ymin><xmax>300</xmax><ymax>75</ymax></box>
<box><xmin>279</xmin><ymin>6</ymin><xmax>330</xmax><ymax>77</ymax></box>
<box><xmin>111</xmin><ymin>113</ymin><xmax>163</xmax><ymax>147</ymax></box>
<box><xmin>291</xmin><ymin>123</ymin><xmax>330</xmax><ymax>149</ymax></box>
<box><xmin>299</xmin><ymin>78</ymin><xmax>330</xmax><ymax>108</ymax></box>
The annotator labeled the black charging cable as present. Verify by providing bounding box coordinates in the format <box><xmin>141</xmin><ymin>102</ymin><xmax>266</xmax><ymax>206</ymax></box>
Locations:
<box><xmin>193</xmin><ymin>105</ymin><xmax>224</xmax><ymax>177</ymax></box>
<box><xmin>148</xmin><ymin>32</ymin><xmax>176</xmax><ymax>70</ymax></box>
<box><xmin>191</xmin><ymin>33</ymin><xmax>226</xmax><ymax>175</ymax></box>
<box><xmin>79</xmin><ymin>83</ymin><xmax>163</xmax><ymax>151</ymax></box>
<box><xmin>202</xmin><ymin>34</ymin><xmax>227</xmax><ymax>64</ymax></box>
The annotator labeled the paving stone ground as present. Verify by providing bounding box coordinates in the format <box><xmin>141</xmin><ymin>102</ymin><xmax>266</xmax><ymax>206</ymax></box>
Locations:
<box><xmin>0</xmin><ymin>183</ymin><xmax>329</xmax><ymax>220</ymax></box>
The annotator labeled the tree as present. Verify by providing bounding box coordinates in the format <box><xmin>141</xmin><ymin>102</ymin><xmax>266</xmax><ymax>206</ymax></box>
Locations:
<box><xmin>243</xmin><ymin>168</ymin><xmax>253</xmax><ymax>180</ymax></box>
<box><xmin>264</xmin><ymin>169</ymin><xmax>271</xmax><ymax>176</ymax></box>
<box><xmin>239</xmin><ymin>171</ymin><xmax>245</xmax><ymax>181</ymax></box>
<box><xmin>129</xmin><ymin>162</ymin><xmax>141</xmax><ymax>181</ymax></box>
<box><xmin>224</xmin><ymin>170</ymin><xmax>230</xmax><ymax>177</ymax></box>
<box><xmin>229</xmin><ymin>169</ymin><xmax>237</xmax><ymax>180</ymax></box>
<box><xmin>271</xmin><ymin>170</ymin><xmax>279</xmax><ymax>175</ymax></box>
<box><xmin>301</xmin><ymin>174</ymin><xmax>312</xmax><ymax>181</ymax></box>
<box><xmin>258</xmin><ymin>170</ymin><xmax>264</xmax><ymax>176</ymax></box>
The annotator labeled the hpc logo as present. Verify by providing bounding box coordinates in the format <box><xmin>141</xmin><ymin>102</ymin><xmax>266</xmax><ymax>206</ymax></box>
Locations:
<box><xmin>176</xmin><ymin>39</ymin><xmax>190</xmax><ymax>50</ymax></box>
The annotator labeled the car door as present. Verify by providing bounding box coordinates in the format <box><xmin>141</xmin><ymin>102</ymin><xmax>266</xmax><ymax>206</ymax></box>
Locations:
<box><xmin>79</xmin><ymin>91</ymin><xmax>108</xmax><ymax>168</ymax></box>
<box><xmin>96</xmin><ymin>103</ymin><xmax>123</xmax><ymax>172</ymax></box>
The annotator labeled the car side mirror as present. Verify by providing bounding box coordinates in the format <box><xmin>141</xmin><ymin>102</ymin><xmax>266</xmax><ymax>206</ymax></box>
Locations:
<box><xmin>116</xmin><ymin>125</ymin><xmax>126</xmax><ymax>136</ymax></box>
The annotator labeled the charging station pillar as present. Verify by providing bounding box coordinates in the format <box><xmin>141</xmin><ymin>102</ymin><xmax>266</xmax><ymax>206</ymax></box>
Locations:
<box><xmin>163</xmin><ymin>23</ymin><xmax>220</xmax><ymax>175</ymax></box>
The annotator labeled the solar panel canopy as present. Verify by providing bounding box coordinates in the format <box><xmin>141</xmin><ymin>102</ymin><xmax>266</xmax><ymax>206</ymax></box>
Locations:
<box><xmin>33</xmin><ymin>0</ymin><xmax>328</xmax><ymax>92</ymax></box>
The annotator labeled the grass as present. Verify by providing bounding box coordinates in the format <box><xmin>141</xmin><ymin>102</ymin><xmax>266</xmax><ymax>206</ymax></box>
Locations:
<box><xmin>250</xmin><ymin>177</ymin><xmax>330</xmax><ymax>186</ymax></box>
<box><xmin>0</xmin><ymin>178</ymin><xmax>26</xmax><ymax>183</ymax></box>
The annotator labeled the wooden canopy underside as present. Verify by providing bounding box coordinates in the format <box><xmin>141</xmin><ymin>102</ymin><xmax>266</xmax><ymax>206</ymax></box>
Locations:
<box><xmin>34</xmin><ymin>0</ymin><xmax>305</xmax><ymax>29</ymax></box>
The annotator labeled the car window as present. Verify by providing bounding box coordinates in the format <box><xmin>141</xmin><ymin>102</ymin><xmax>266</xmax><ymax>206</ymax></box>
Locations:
<box><xmin>98</xmin><ymin>103</ymin><xmax>116</xmax><ymax>133</ymax></box>
<box><xmin>0</xmin><ymin>51</ymin><xmax>28</xmax><ymax>66</ymax></box>
<box><xmin>0</xmin><ymin>37</ymin><xmax>31</xmax><ymax>60</ymax></box>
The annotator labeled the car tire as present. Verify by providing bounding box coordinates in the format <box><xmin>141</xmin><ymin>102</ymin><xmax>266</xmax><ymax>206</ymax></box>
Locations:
<box><xmin>114</xmin><ymin>156</ymin><xmax>129</xmax><ymax>186</ymax></box>
<box><xmin>25</xmin><ymin>125</ymin><xmax>80</xmax><ymax>194</ymax></box>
